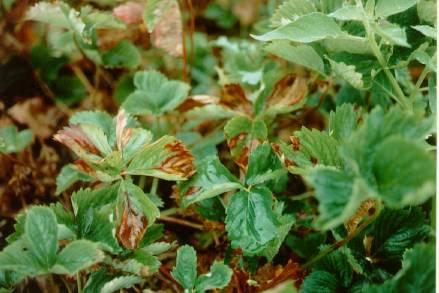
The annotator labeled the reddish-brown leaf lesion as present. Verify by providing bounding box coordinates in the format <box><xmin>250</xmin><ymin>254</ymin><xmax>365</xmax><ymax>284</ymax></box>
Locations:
<box><xmin>156</xmin><ymin>140</ymin><xmax>196</xmax><ymax>178</ymax></box>
<box><xmin>116</xmin><ymin>202</ymin><xmax>148</xmax><ymax>249</ymax></box>
<box><xmin>267</xmin><ymin>74</ymin><xmax>308</xmax><ymax>108</ymax></box>
<box><xmin>53</xmin><ymin>125</ymin><xmax>100</xmax><ymax>156</ymax></box>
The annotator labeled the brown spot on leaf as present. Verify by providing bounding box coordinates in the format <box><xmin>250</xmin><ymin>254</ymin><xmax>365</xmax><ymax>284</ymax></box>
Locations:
<box><xmin>157</xmin><ymin>140</ymin><xmax>196</xmax><ymax>178</ymax></box>
<box><xmin>345</xmin><ymin>199</ymin><xmax>377</xmax><ymax>234</ymax></box>
<box><xmin>290</xmin><ymin>136</ymin><xmax>300</xmax><ymax>151</ymax></box>
<box><xmin>113</xmin><ymin>1</ymin><xmax>144</xmax><ymax>25</ymax></box>
<box><xmin>117</xmin><ymin>203</ymin><xmax>148</xmax><ymax>249</ymax></box>
<box><xmin>220</xmin><ymin>84</ymin><xmax>252</xmax><ymax>115</ymax></box>
<box><xmin>53</xmin><ymin>125</ymin><xmax>100</xmax><ymax>156</ymax></box>
<box><xmin>268</xmin><ymin>74</ymin><xmax>308</xmax><ymax>108</ymax></box>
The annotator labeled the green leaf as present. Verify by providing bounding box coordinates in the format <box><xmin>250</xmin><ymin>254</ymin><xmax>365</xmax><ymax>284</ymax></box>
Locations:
<box><xmin>245</xmin><ymin>143</ymin><xmax>287</xmax><ymax>186</ymax></box>
<box><xmin>417</xmin><ymin>0</ymin><xmax>436</xmax><ymax>24</ymax></box>
<box><xmin>313</xmin><ymin>249</ymin><xmax>354</xmax><ymax>288</ymax></box>
<box><xmin>0</xmin><ymin>126</ymin><xmax>33</xmax><ymax>154</ymax></box>
<box><xmin>411</xmin><ymin>25</ymin><xmax>436</xmax><ymax>39</ymax></box>
<box><xmin>102</xmin><ymin>41</ymin><xmax>140</xmax><ymax>69</ymax></box>
<box><xmin>225</xmin><ymin>186</ymin><xmax>278</xmax><ymax>254</ymax></box>
<box><xmin>288</xmin><ymin>127</ymin><xmax>343</xmax><ymax>171</ymax></box>
<box><xmin>261</xmin><ymin>212</ymin><xmax>295</xmax><ymax>261</ymax></box>
<box><xmin>328</xmin><ymin>103</ymin><xmax>358</xmax><ymax>141</ymax></box>
<box><xmin>100</xmin><ymin>275</ymin><xmax>142</xmax><ymax>293</ymax></box>
<box><xmin>373</xmin><ymin>22</ymin><xmax>410</xmax><ymax>47</ymax></box>
<box><xmin>365</xmin><ymin>243</ymin><xmax>435</xmax><ymax>292</ymax></box>
<box><xmin>309</xmin><ymin>167</ymin><xmax>370</xmax><ymax>230</ymax></box>
<box><xmin>0</xmin><ymin>241</ymin><xmax>42</xmax><ymax>276</ymax></box>
<box><xmin>180</xmin><ymin>156</ymin><xmax>242</xmax><ymax>208</ymax></box>
<box><xmin>126</xmin><ymin>135</ymin><xmax>194</xmax><ymax>180</ymax></box>
<box><xmin>329</xmin><ymin>5</ymin><xmax>363</xmax><ymax>21</ymax></box>
<box><xmin>122</xmin><ymin>70</ymin><xmax>190</xmax><ymax>115</ymax></box>
<box><xmin>56</xmin><ymin>164</ymin><xmax>93</xmax><ymax>195</ymax></box>
<box><xmin>375</xmin><ymin>0</ymin><xmax>417</xmax><ymax>18</ymax></box>
<box><xmin>119</xmin><ymin>180</ymin><xmax>160</xmax><ymax>226</ymax></box>
<box><xmin>253</xmin><ymin>13</ymin><xmax>344</xmax><ymax>43</ymax></box>
<box><xmin>264</xmin><ymin>42</ymin><xmax>325</xmax><ymax>75</ymax></box>
<box><xmin>372</xmin><ymin>137</ymin><xmax>435</xmax><ymax>207</ymax></box>
<box><xmin>363</xmin><ymin>208</ymin><xmax>430</xmax><ymax>262</ymax></box>
<box><xmin>195</xmin><ymin>262</ymin><xmax>232</xmax><ymax>293</ymax></box>
<box><xmin>327</xmin><ymin>58</ymin><xmax>364</xmax><ymax>89</ymax></box>
<box><xmin>301</xmin><ymin>271</ymin><xmax>339</xmax><ymax>293</ymax></box>
<box><xmin>270</xmin><ymin>0</ymin><xmax>317</xmax><ymax>27</ymax></box>
<box><xmin>52</xmin><ymin>240</ymin><xmax>103</xmax><ymax>274</ymax></box>
<box><xmin>323</xmin><ymin>35</ymin><xmax>373</xmax><ymax>55</ymax></box>
<box><xmin>171</xmin><ymin>245</ymin><xmax>198</xmax><ymax>290</ymax></box>
<box><xmin>25</xmin><ymin>207</ymin><xmax>58</xmax><ymax>269</ymax></box>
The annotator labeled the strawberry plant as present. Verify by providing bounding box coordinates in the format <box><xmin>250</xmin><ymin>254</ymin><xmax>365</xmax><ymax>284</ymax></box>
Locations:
<box><xmin>0</xmin><ymin>0</ymin><xmax>436</xmax><ymax>292</ymax></box>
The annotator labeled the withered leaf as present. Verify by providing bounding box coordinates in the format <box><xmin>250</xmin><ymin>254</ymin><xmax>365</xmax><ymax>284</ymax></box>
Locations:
<box><xmin>151</xmin><ymin>0</ymin><xmax>183</xmax><ymax>57</ymax></box>
<box><xmin>267</xmin><ymin>74</ymin><xmax>308</xmax><ymax>108</ymax></box>
<box><xmin>345</xmin><ymin>199</ymin><xmax>378</xmax><ymax>234</ymax></box>
<box><xmin>117</xmin><ymin>203</ymin><xmax>148</xmax><ymax>249</ymax></box>
<box><xmin>220</xmin><ymin>84</ymin><xmax>252</xmax><ymax>115</ymax></box>
<box><xmin>113</xmin><ymin>1</ymin><xmax>144</xmax><ymax>25</ymax></box>
<box><xmin>53</xmin><ymin>125</ymin><xmax>100</xmax><ymax>157</ymax></box>
<box><xmin>159</xmin><ymin>140</ymin><xmax>196</xmax><ymax>179</ymax></box>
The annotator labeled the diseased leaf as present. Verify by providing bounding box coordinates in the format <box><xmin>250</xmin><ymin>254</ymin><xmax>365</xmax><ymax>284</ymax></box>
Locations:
<box><xmin>126</xmin><ymin>135</ymin><xmax>195</xmax><ymax>180</ymax></box>
<box><xmin>150</xmin><ymin>0</ymin><xmax>183</xmax><ymax>57</ymax></box>
<box><xmin>179</xmin><ymin>156</ymin><xmax>242</xmax><ymax>208</ymax></box>
<box><xmin>224</xmin><ymin>116</ymin><xmax>268</xmax><ymax>170</ymax></box>
<box><xmin>225</xmin><ymin>186</ymin><xmax>278</xmax><ymax>254</ymax></box>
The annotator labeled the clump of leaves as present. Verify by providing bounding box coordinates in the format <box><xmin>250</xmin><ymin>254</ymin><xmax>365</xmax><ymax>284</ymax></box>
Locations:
<box><xmin>0</xmin><ymin>0</ymin><xmax>436</xmax><ymax>292</ymax></box>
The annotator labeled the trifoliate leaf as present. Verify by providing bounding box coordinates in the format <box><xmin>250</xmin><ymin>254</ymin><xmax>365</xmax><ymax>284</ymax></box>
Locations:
<box><xmin>122</xmin><ymin>70</ymin><xmax>190</xmax><ymax>115</ymax></box>
<box><xmin>375</xmin><ymin>0</ymin><xmax>417</xmax><ymax>18</ymax></box>
<box><xmin>0</xmin><ymin>126</ymin><xmax>33</xmax><ymax>154</ymax></box>
<box><xmin>179</xmin><ymin>156</ymin><xmax>242</xmax><ymax>208</ymax></box>
<box><xmin>171</xmin><ymin>245</ymin><xmax>197</xmax><ymax>290</ymax></box>
<box><xmin>372</xmin><ymin>137</ymin><xmax>435</xmax><ymax>207</ymax></box>
<box><xmin>225</xmin><ymin>186</ymin><xmax>279</xmax><ymax>254</ymax></box>
<box><xmin>195</xmin><ymin>262</ymin><xmax>233</xmax><ymax>293</ymax></box>
<box><xmin>102</xmin><ymin>40</ymin><xmax>140</xmax><ymax>69</ymax></box>
<box><xmin>52</xmin><ymin>240</ymin><xmax>103</xmax><ymax>274</ymax></box>
<box><xmin>264</xmin><ymin>42</ymin><xmax>325</xmax><ymax>75</ymax></box>
<box><xmin>126</xmin><ymin>135</ymin><xmax>195</xmax><ymax>180</ymax></box>
<box><xmin>25</xmin><ymin>207</ymin><xmax>58</xmax><ymax>270</ymax></box>
<box><xmin>252</xmin><ymin>13</ymin><xmax>344</xmax><ymax>42</ymax></box>
<box><xmin>55</xmin><ymin>164</ymin><xmax>93</xmax><ymax>195</ymax></box>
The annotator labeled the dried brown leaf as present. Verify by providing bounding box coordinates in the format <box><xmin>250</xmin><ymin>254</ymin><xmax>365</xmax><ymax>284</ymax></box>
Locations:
<box><xmin>113</xmin><ymin>1</ymin><xmax>144</xmax><ymax>25</ymax></box>
<box><xmin>117</xmin><ymin>203</ymin><xmax>148</xmax><ymax>249</ymax></box>
<box><xmin>268</xmin><ymin>75</ymin><xmax>308</xmax><ymax>108</ymax></box>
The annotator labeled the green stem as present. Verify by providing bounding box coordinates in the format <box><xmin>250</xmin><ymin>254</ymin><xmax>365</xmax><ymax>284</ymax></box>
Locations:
<box><xmin>160</xmin><ymin>207</ymin><xmax>180</xmax><ymax>217</ymax></box>
<box><xmin>358</xmin><ymin>1</ymin><xmax>411</xmax><ymax>111</ymax></box>
<box><xmin>138</xmin><ymin>176</ymin><xmax>146</xmax><ymax>190</ymax></box>
<box><xmin>409</xmin><ymin>55</ymin><xmax>435</xmax><ymax>100</ymax></box>
<box><xmin>303</xmin><ymin>201</ymin><xmax>381</xmax><ymax>268</ymax></box>
<box><xmin>77</xmin><ymin>272</ymin><xmax>82</xmax><ymax>293</ymax></box>
<box><xmin>150</xmin><ymin>177</ymin><xmax>159</xmax><ymax>195</ymax></box>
